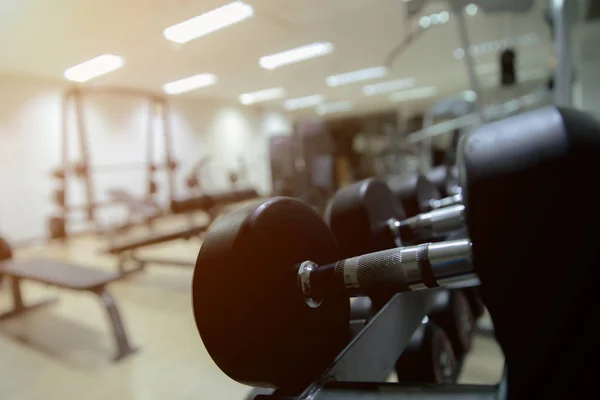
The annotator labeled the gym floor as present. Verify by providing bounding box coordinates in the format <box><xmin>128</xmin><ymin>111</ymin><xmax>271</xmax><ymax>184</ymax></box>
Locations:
<box><xmin>0</xmin><ymin>215</ymin><xmax>503</xmax><ymax>400</ymax></box>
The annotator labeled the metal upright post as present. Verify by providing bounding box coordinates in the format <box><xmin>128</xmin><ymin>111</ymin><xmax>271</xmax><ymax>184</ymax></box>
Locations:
<box><xmin>452</xmin><ymin>5</ymin><xmax>484</xmax><ymax>121</ymax></box>
<box><xmin>552</xmin><ymin>0</ymin><xmax>576</xmax><ymax>107</ymax></box>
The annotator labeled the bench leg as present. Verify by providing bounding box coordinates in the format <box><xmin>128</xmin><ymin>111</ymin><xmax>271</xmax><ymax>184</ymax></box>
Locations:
<box><xmin>0</xmin><ymin>277</ymin><xmax>58</xmax><ymax>321</ymax></box>
<box><xmin>117</xmin><ymin>252</ymin><xmax>145</xmax><ymax>276</ymax></box>
<box><xmin>97</xmin><ymin>288</ymin><xmax>138</xmax><ymax>361</ymax></box>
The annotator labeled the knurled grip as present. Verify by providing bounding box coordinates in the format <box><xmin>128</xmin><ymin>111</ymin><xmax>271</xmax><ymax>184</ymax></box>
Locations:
<box><xmin>330</xmin><ymin>240</ymin><xmax>472</xmax><ymax>293</ymax></box>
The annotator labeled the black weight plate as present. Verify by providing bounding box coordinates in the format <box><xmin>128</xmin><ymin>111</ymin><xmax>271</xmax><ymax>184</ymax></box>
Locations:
<box><xmin>395</xmin><ymin>323</ymin><xmax>457</xmax><ymax>383</ymax></box>
<box><xmin>430</xmin><ymin>290</ymin><xmax>474</xmax><ymax>360</ymax></box>
<box><xmin>193</xmin><ymin>197</ymin><xmax>350</xmax><ymax>390</ymax></box>
<box><xmin>388</xmin><ymin>174</ymin><xmax>441</xmax><ymax>216</ymax></box>
<box><xmin>325</xmin><ymin>178</ymin><xmax>406</xmax><ymax>258</ymax></box>
<box><xmin>427</xmin><ymin>165</ymin><xmax>460</xmax><ymax>197</ymax></box>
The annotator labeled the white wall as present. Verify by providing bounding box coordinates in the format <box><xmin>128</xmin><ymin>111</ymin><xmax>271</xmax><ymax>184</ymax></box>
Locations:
<box><xmin>573</xmin><ymin>20</ymin><xmax>600</xmax><ymax>114</ymax></box>
<box><xmin>0</xmin><ymin>75</ymin><xmax>292</xmax><ymax>241</ymax></box>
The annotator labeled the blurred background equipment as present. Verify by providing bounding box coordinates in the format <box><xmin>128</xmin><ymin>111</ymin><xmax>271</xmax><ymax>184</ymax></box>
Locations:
<box><xmin>49</xmin><ymin>88</ymin><xmax>178</xmax><ymax>241</ymax></box>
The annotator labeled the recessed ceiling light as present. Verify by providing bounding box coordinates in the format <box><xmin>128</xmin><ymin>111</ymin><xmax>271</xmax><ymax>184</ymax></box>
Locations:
<box><xmin>388</xmin><ymin>86</ymin><xmax>438</xmax><ymax>103</ymax></box>
<box><xmin>438</xmin><ymin>11</ymin><xmax>450</xmax><ymax>23</ymax></box>
<box><xmin>462</xmin><ymin>90</ymin><xmax>478</xmax><ymax>102</ymax></box>
<box><xmin>419</xmin><ymin>16</ymin><xmax>431</xmax><ymax>28</ymax></box>
<box><xmin>239</xmin><ymin>87</ymin><xmax>286</xmax><ymax>105</ymax></box>
<box><xmin>64</xmin><ymin>54</ymin><xmax>125</xmax><ymax>83</ymax></box>
<box><xmin>316</xmin><ymin>101</ymin><xmax>353</xmax><ymax>115</ymax></box>
<box><xmin>465</xmin><ymin>4</ymin><xmax>478</xmax><ymax>16</ymax></box>
<box><xmin>326</xmin><ymin>66</ymin><xmax>387</xmax><ymax>87</ymax></box>
<box><xmin>259</xmin><ymin>42</ymin><xmax>334</xmax><ymax>70</ymax></box>
<box><xmin>163</xmin><ymin>1</ymin><xmax>254</xmax><ymax>44</ymax></box>
<box><xmin>363</xmin><ymin>78</ymin><xmax>416</xmax><ymax>96</ymax></box>
<box><xmin>454</xmin><ymin>48</ymin><xmax>465</xmax><ymax>60</ymax></box>
<box><xmin>284</xmin><ymin>95</ymin><xmax>324</xmax><ymax>110</ymax></box>
<box><xmin>163</xmin><ymin>74</ymin><xmax>217</xmax><ymax>95</ymax></box>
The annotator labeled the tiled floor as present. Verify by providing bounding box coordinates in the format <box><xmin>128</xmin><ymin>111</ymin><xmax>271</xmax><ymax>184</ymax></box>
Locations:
<box><xmin>0</xmin><ymin>217</ymin><xmax>503</xmax><ymax>400</ymax></box>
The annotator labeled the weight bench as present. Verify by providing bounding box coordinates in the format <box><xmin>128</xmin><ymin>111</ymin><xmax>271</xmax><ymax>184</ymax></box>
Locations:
<box><xmin>0</xmin><ymin>259</ymin><xmax>136</xmax><ymax>361</ymax></box>
<box><xmin>103</xmin><ymin>225</ymin><xmax>208</xmax><ymax>274</ymax></box>
<box><xmin>108</xmin><ymin>189</ymin><xmax>163</xmax><ymax>231</ymax></box>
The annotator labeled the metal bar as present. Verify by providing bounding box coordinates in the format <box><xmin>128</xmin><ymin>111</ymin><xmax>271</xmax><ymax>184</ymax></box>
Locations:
<box><xmin>298</xmin><ymin>290</ymin><xmax>444</xmax><ymax>398</ymax></box>
<box><xmin>59</xmin><ymin>92</ymin><xmax>70</xmax><ymax>222</ymax></box>
<box><xmin>407</xmin><ymin>91</ymin><xmax>549</xmax><ymax>144</ymax></box>
<box><xmin>130</xmin><ymin>257</ymin><xmax>195</xmax><ymax>268</ymax></box>
<box><xmin>146</xmin><ymin>99</ymin><xmax>156</xmax><ymax>198</ymax></box>
<box><xmin>66</xmin><ymin>86</ymin><xmax>165</xmax><ymax>100</ymax></box>
<box><xmin>552</xmin><ymin>0</ymin><xmax>575</xmax><ymax>107</ymax></box>
<box><xmin>73</xmin><ymin>91</ymin><xmax>96</xmax><ymax>222</ymax></box>
<box><xmin>300</xmin><ymin>382</ymin><xmax>499</xmax><ymax>400</ymax></box>
<box><xmin>452</xmin><ymin>2</ymin><xmax>484</xmax><ymax>120</ymax></box>
<box><xmin>12</xmin><ymin>277</ymin><xmax>24</xmax><ymax>310</ymax></box>
<box><xmin>407</xmin><ymin>114</ymin><xmax>479</xmax><ymax>144</ymax></box>
<box><xmin>97</xmin><ymin>288</ymin><xmax>138</xmax><ymax>361</ymax></box>
<box><xmin>161</xmin><ymin>101</ymin><xmax>177</xmax><ymax>203</ymax></box>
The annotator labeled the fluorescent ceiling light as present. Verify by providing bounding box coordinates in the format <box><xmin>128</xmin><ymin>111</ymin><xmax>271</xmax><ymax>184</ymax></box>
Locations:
<box><xmin>239</xmin><ymin>87</ymin><xmax>285</xmax><ymax>105</ymax></box>
<box><xmin>363</xmin><ymin>78</ymin><xmax>416</xmax><ymax>96</ymax></box>
<box><xmin>326</xmin><ymin>66</ymin><xmax>387</xmax><ymax>87</ymax></box>
<box><xmin>420</xmin><ymin>11</ymin><xmax>450</xmax><ymax>29</ymax></box>
<box><xmin>64</xmin><ymin>54</ymin><xmax>125</xmax><ymax>83</ymax></box>
<box><xmin>454</xmin><ymin>33</ymin><xmax>539</xmax><ymax>59</ymax></box>
<box><xmin>316</xmin><ymin>101</ymin><xmax>353</xmax><ymax>115</ymax></box>
<box><xmin>163</xmin><ymin>74</ymin><xmax>217</xmax><ymax>95</ymax></box>
<box><xmin>389</xmin><ymin>86</ymin><xmax>438</xmax><ymax>103</ymax></box>
<box><xmin>438</xmin><ymin>11</ymin><xmax>450</xmax><ymax>23</ymax></box>
<box><xmin>465</xmin><ymin>4</ymin><xmax>479</xmax><ymax>16</ymax></box>
<box><xmin>284</xmin><ymin>95</ymin><xmax>324</xmax><ymax>110</ymax></box>
<box><xmin>259</xmin><ymin>42</ymin><xmax>333</xmax><ymax>70</ymax></box>
<box><xmin>419</xmin><ymin>16</ymin><xmax>431</xmax><ymax>28</ymax></box>
<box><xmin>164</xmin><ymin>1</ymin><xmax>254</xmax><ymax>44</ymax></box>
<box><xmin>454</xmin><ymin>48</ymin><xmax>465</xmax><ymax>60</ymax></box>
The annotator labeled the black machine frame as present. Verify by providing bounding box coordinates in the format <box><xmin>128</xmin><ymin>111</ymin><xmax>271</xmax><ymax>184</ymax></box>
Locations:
<box><xmin>259</xmin><ymin>291</ymin><xmax>503</xmax><ymax>400</ymax></box>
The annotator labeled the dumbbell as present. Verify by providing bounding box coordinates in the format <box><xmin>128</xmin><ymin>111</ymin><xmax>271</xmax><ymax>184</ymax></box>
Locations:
<box><xmin>388</xmin><ymin>173</ymin><xmax>463</xmax><ymax>216</ymax></box>
<box><xmin>325</xmin><ymin>178</ymin><xmax>474</xmax><ymax>361</ymax></box>
<box><xmin>193</xmin><ymin>106</ymin><xmax>600</xmax><ymax>396</ymax></box>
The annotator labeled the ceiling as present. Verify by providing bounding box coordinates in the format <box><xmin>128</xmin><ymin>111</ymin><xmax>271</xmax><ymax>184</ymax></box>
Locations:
<box><xmin>0</xmin><ymin>0</ymin><xmax>555</xmax><ymax>117</ymax></box>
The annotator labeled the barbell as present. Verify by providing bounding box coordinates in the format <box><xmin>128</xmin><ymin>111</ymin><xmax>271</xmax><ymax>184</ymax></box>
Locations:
<box><xmin>192</xmin><ymin>106</ymin><xmax>600</xmax><ymax>395</ymax></box>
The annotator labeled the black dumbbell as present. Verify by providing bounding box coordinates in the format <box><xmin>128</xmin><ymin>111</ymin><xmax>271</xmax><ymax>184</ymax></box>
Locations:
<box><xmin>194</xmin><ymin>196</ymin><xmax>474</xmax><ymax>390</ymax></box>
<box><xmin>395</xmin><ymin>320</ymin><xmax>457</xmax><ymax>384</ymax></box>
<box><xmin>193</xmin><ymin>106</ymin><xmax>600</xmax><ymax>396</ymax></box>
<box><xmin>325</xmin><ymin>178</ymin><xmax>474</xmax><ymax>361</ymax></box>
<box><xmin>388</xmin><ymin>172</ymin><xmax>462</xmax><ymax>216</ymax></box>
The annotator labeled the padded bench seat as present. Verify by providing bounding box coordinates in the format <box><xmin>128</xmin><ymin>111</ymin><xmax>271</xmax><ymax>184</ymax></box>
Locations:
<box><xmin>0</xmin><ymin>259</ymin><xmax>121</xmax><ymax>290</ymax></box>
<box><xmin>0</xmin><ymin>258</ymin><xmax>136</xmax><ymax>361</ymax></box>
<box><xmin>102</xmin><ymin>225</ymin><xmax>207</xmax><ymax>273</ymax></box>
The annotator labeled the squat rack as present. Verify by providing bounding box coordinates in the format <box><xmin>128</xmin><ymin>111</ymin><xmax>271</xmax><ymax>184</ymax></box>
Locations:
<box><xmin>50</xmin><ymin>86</ymin><xmax>178</xmax><ymax>240</ymax></box>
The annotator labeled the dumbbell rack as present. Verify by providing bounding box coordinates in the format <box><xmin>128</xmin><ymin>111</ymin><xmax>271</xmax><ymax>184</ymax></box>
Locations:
<box><xmin>261</xmin><ymin>291</ymin><xmax>504</xmax><ymax>400</ymax></box>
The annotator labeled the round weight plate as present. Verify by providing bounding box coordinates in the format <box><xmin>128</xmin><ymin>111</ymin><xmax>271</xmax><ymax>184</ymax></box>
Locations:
<box><xmin>193</xmin><ymin>197</ymin><xmax>350</xmax><ymax>390</ymax></box>
<box><xmin>325</xmin><ymin>178</ymin><xmax>406</xmax><ymax>259</ymax></box>
<box><xmin>388</xmin><ymin>174</ymin><xmax>441</xmax><ymax>216</ymax></box>
<box><xmin>415</xmin><ymin>174</ymin><xmax>441</xmax><ymax>212</ymax></box>
<box><xmin>430</xmin><ymin>290</ymin><xmax>474</xmax><ymax>359</ymax></box>
<box><xmin>430</xmin><ymin>324</ymin><xmax>458</xmax><ymax>383</ymax></box>
<box><xmin>395</xmin><ymin>323</ymin><xmax>457</xmax><ymax>383</ymax></box>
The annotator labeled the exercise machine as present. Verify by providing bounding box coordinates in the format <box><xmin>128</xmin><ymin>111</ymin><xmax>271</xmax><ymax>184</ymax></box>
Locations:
<box><xmin>48</xmin><ymin>87</ymin><xmax>179</xmax><ymax>241</ymax></box>
<box><xmin>192</xmin><ymin>106</ymin><xmax>600</xmax><ymax>399</ymax></box>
